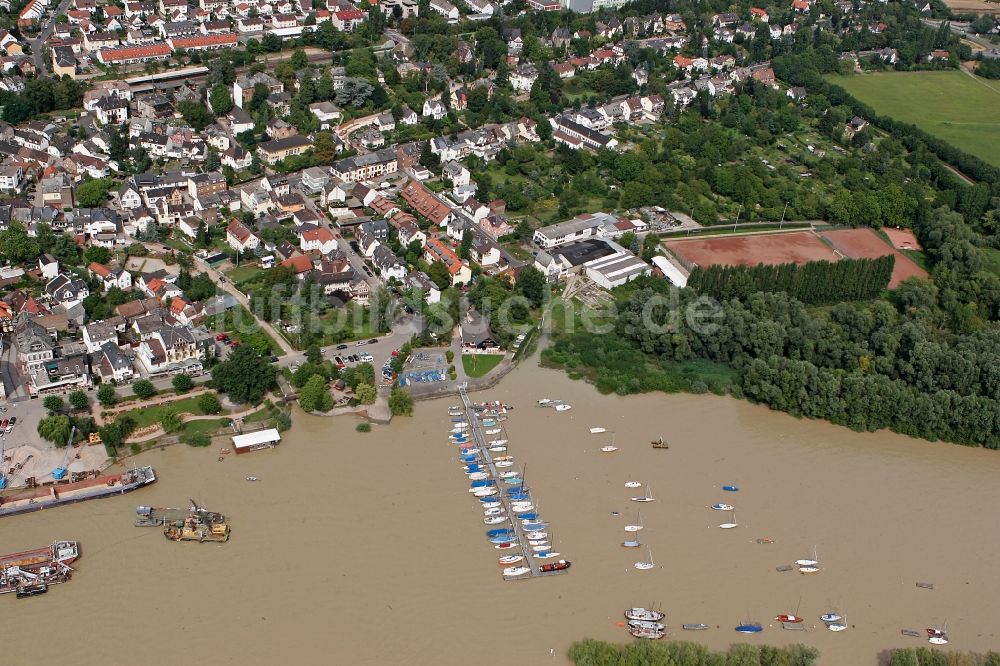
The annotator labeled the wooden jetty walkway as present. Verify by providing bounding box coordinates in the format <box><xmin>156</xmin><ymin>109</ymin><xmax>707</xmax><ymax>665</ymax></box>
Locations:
<box><xmin>458</xmin><ymin>385</ymin><xmax>567</xmax><ymax>581</ymax></box>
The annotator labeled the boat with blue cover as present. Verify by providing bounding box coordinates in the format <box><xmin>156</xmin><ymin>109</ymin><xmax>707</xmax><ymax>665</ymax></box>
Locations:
<box><xmin>470</xmin><ymin>480</ymin><xmax>495</xmax><ymax>488</ymax></box>
<box><xmin>735</xmin><ymin>623</ymin><xmax>763</xmax><ymax>634</ymax></box>
<box><xmin>486</xmin><ymin>528</ymin><xmax>515</xmax><ymax>537</ymax></box>
<box><xmin>522</xmin><ymin>522</ymin><xmax>547</xmax><ymax>531</ymax></box>
<box><xmin>723</xmin><ymin>485</ymin><xmax>739</xmax><ymax>492</ymax></box>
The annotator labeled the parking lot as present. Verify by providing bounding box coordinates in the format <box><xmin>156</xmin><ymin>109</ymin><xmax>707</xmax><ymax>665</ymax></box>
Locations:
<box><xmin>398</xmin><ymin>349</ymin><xmax>448</xmax><ymax>387</ymax></box>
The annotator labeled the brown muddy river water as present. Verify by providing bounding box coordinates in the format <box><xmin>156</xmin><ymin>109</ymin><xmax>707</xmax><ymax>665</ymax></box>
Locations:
<box><xmin>2</xmin><ymin>360</ymin><xmax>998</xmax><ymax>665</ymax></box>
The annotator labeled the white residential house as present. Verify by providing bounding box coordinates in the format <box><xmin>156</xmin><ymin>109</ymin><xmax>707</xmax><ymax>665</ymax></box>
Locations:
<box><xmin>422</xmin><ymin>97</ymin><xmax>447</xmax><ymax>120</ymax></box>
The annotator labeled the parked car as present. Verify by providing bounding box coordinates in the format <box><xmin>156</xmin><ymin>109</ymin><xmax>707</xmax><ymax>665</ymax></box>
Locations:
<box><xmin>228</xmin><ymin>341</ymin><xmax>239</xmax><ymax>348</ymax></box>
<box><xmin>336</xmin><ymin>344</ymin><xmax>348</xmax><ymax>350</ymax></box>
<box><xmin>360</xmin><ymin>354</ymin><xmax>373</xmax><ymax>362</ymax></box>
<box><xmin>334</xmin><ymin>356</ymin><xmax>344</xmax><ymax>365</ymax></box>
<box><xmin>368</xmin><ymin>338</ymin><xmax>378</xmax><ymax>344</ymax></box>
<box><xmin>350</xmin><ymin>355</ymin><xmax>360</xmax><ymax>362</ymax></box>
<box><xmin>391</xmin><ymin>349</ymin><xmax>400</xmax><ymax>357</ymax></box>
<box><xmin>215</xmin><ymin>333</ymin><xmax>228</xmax><ymax>341</ymax></box>
<box><xmin>0</xmin><ymin>419</ymin><xmax>7</xmax><ymax>429</ymax></box>
<box><xmin>356</xmin><ymin>340</ymin><xmax>366</xmax><ymax>346</ymax></box>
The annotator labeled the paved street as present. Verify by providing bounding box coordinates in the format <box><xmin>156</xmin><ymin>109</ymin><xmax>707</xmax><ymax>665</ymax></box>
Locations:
<box><xmin>27</xmin><ymin>0</ymin><xmax>75</xmax><ymax>74</ymax></box>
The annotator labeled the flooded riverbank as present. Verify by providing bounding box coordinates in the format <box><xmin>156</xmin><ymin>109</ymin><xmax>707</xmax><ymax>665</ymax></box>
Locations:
<box><xmin>1</xmin><ymin>359</ymin><xmax>997</xmax><ymax>665</ymax></box>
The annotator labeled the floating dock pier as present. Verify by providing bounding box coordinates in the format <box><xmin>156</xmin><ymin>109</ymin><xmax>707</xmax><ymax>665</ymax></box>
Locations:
<box><xmin>457</xmin><ymin>386</ymin><xmax>568</xmax><ymax>581</ymax></box>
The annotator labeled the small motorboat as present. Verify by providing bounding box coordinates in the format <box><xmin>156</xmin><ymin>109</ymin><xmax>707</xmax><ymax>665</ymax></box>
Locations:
<box><xmin>493</xmin><ymin>455</ymin><xmax>513</xmax><ymax>462</ymax></box>
<box><xmin>495</xmin><ymin>542</ymin><xmax>517</xmax><ymax>550</ymax></box>
<box><xmin>629</xmin><ymin>620</ymin><xmax>665</xmax><ymax>631</ymax></box>
<box><xmin>735</xmin><ymin>623</ymin><xmax>763</xmax><ymax>634</ymax></box>
<box><xmin>634</xmin><ymin>548</ymin><xmax>655</xmax><ymax>570</ymax></box>
<box><xmin>820</xmin><ymin>613</ymin><xmax>842</xmax><ymax>623</ymax></box>
<box><xmin>590</xmin><ymin>427</ymin><xmax>606</xmax><ymax>434</ymax></box>
<box><xmin>928</xmin><ymin>635</ymin><xmax>948</xmax><ymax>645</ymax></box>
<box><xmin>488</xmin><ymin>446</ymin><xmax>507</xmax><ymax>453</ymax></box>
<box><xmin>525</xmin><ymin>531</ymin><xmax>547</xmax><ymax>540</ymax></box>
<box><xmin>776</xmin><ymin>615</ymin><xmax>803</xmax><ymax>623</ymax></box>
<box><xmin>534</xmin><ymin>551</ymin><xmax>561</xmax><ymax>559</ymax></box>
<box><xmin>503</xmin><ymin>477</ymin><xmax>524</xmax><ymax>486</ymax></box>
<box><xmin>490</xmin><ymin>535</ymin><xmax>515</xmax><ymax>544</ymax></box>
<box><xmin>625</xmin><ymin>608</ymin><xmax>665</xmax><ymax>622</ymax></box>
<box><xmin>629</xmin><ymin>626</ymin><xmax>664</xmax><ymax>640</ymax></box>
<box><xmin>522</xmin><ymin>522</ymin><xmax>547</xmax><ymax>531</ymax></box>
<box><xmin>489</xmin><ymin>439</ymin><xmax>508</xmax><ymax>446</ymax></box>
<box><xmin>554</xmin><ymin>404</ymin><xmax>572</xmax><ymax>412</ymax></box>
<box><xmin>450</xmin><ymin>417</ymin><xmax>466</xmax><ymax>423</ymax></box>
<box><xmin>711</xmin><ymin>503</ymin><xmax>734</xmax><ymax>511</ymax></box>
<box><xmin>512</xmin><ymin>505</ymin><xmax>534</xmax><ymax>514</ymax></box>
<box><xmin>600</xmin><ymin>446</ymin><xmax>618</xmax><ymax>453</ymax></box>
<box><xmin>482</xmin><ymin>419</ymin><xmax>497</xmax><ymax>426</ymax></box>
<box><xmin>682</xmin><ymin>624</ymin><xmax>709</xmax><ymax>631</ymax></box>
<box><xmin>517</xmin><ymin>512</ymin><xmax>538</xmax><ymax>521</ymax></box>
<box><xmin>624</xmin><ymin>481</ymin><xmax>641</xmax><ymax>488</ymax></box>
<box><xmin>799</xmin><ymin>565</ymin><xmax>820</xmax><ymax>574</ymax></box>
<box><xmin>469</xmin><ymin>479</ymin><xmax>494</xmax><ymax>488</ymax></box>
<box><xmin>499</xmin><ymin>471</ymin><xmax>519</xmax><ymax>479</ymax></box>
<box><xmin>539</xmin><ymin>559</ymin><xmax>570</xmax><ymax>573</ymax></box>
<box><xmin>219</xmin><ymin>448</ymin><xmax>231</xmax><ymax>455</ymax></box>
<box><xmin>722</xmin><ymin>485</ymin><xmax>739</xmax><ymax>492</ymax></box>
<box><xmin>531</xmin><ymin>544</ymin><xmax>551</xmax><ymax>551</ymax></box>
<box><xmin>537</xmin><ymin>399</ymin><xmax>552</xmax><ymax>406</ymax></box>
<box><xmin>483</xmin><ymin>507</ymin><xmax>504</xmax><ymax>516</ymax></box>
<box><xmin>495</xmin><ymin>461</ymin><xmax>514</xmax><ymax>468</ymax></box>
<box><xmin>474</xmin><ymin>488</ymin><xmax>498</xmax><ymax>497</ymax></box>
<box><xmin>486</xmin><ymin>528</ymin><xmax>514</xmax><ymax>537</ymax></box>
<box><xmin>484</xmin><ymin>516</ymin><xmax>507</xmax><ymax>525</ymax></box>
<box><xmin>485</xmin><ymin>428</ymin><xmax>501</xmax><ymax>435</ymax></box>
<box><xmin>467</xmin><ymin>472</ymin><xmax>489</xmax><ymax>481</ymax></box>
<box><xmin>828</xmin><ymin>621</ymin><xmax>847</xmax><ymax>632</ymax></box>
<box><xmin>498</xmin><ymin>555</ymin><xmax>523</xmax><ymax>565</ymax></box>
<box><xmin>246</xmin><ymin>476</ymin><xmax>258</xmax><ymax>482</ymax></box>
<box><xmin>719</xmin><ymin>511</ymin><xmax>738</xmax><ymax>529</ymax></box>
<box><xmin>503</xmin><ymin>566</ymin><xmax>531</xmax><ymax>577</ymax></box>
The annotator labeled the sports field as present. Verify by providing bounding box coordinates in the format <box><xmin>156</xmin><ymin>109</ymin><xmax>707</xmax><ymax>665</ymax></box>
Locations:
<box><xmin>822</xmin><ymin>229</ymin><xmax>927</xmax><ymax>287</ymax></box>
<box><xmin>665</xmin><ymin>231</ymin><xmax>839</xmax><ymax>268</ymax></box>
<box><xmin>828</xmin><ymin>71</ymin><xmax>1000</xmax><ymax>167</ymax></box>
<box><xmin>665</xmin><ymin>228</ymin><xmax>927</xmax><ymax>289</ymax></box>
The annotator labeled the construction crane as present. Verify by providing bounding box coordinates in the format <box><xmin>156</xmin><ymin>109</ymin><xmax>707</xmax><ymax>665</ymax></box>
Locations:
<box><xmin>51</xmin><ymin>425</ymin><xmax>77</xmax><ymax>481</ymax></box>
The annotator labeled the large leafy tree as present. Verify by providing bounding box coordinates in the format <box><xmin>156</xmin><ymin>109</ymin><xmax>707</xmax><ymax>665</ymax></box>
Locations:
<box><xmin>211</xmin><ymin>345</ymin><xmax>276</xmax><ymax>404</ymax></box>
<box><xmin>38</xmin><ymin>415</ymin><xmax>72</xmax><ymax>446</ymax></box>
<box><xmin>298</xmin><ymin>374</ymin><xmax>333</xmax><ymax>412</ymax></box>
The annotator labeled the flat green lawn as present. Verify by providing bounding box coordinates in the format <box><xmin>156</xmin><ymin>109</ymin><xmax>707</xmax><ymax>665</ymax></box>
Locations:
<box><xmin>829</xmin><ymin>71</ymin><xmax>1000</xmax><ymax>167</ymax></box>
<box><xmin>123</xmin><ymin>395</ymin><xmax>228</xmax><ymax>428</ymax></box>
<box><xmin>226</xmin><ymin>265</ymin><xmax>264</xmax><ymax>286</ymax></box>
<box><xmin>981</xmin><ymin>248</ymin><xmax>1000</xmax><ymax>277</ymax></box>
<box><xmin>462</xmin><ymin>354</ymin><xmax>504</xmax><ymax>378</ymax></box>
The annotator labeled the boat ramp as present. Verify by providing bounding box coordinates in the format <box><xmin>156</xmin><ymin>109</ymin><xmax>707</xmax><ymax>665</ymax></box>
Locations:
<box><xmin>456</xmin><ymin>386</ymin><xmax>569</xmax><ymax>581</ymax></box>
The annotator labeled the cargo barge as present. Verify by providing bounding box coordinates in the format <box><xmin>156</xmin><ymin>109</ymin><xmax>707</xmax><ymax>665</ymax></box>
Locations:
<box><xmin>0</xmin><ymin>466</ymin><xmax>156</xmax><ymax>518</ymax></box>
<box><xmin>136</xmin><ymin>502</ymin><xmax>230</xmax><ymax>543</ymax></box>
<box><xmin>0</xmin><ymin>541</ymin><xmax>80</xmax><ymax>598</ymax></box>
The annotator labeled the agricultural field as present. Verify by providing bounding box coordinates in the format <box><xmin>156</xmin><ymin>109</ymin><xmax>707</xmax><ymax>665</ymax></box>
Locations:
<box><xmin>829</xmin><ymin>71</ymin><xmax>1000</xmax><ymax>167</ymax></box>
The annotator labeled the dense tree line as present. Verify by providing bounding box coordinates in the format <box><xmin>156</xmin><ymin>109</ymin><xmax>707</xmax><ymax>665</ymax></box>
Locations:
<box><xmin>568</xmin><ymin>639</ymin><xmax>818</xmax><ymax>666</ymax></box>
<box><xmin>888</xmin><ymin>647</ymin><xmax>1000</xmax><ymax>666</ymax></box>
<box><xmin>688</xmin><ymin>255</ymin><xmax>894</xmax><ymax>304</ymax></box>
<box><xmin>0</xmin><ymin>77</ymin><xmax>84</xmax><ymax>124</ymax></box>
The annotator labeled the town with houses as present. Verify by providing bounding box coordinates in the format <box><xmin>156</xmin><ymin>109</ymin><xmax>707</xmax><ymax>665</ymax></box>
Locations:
<box><xmin>0</xmin><ymin>0</ymin><xmax>979</xmax><ymax>472</ymax></box>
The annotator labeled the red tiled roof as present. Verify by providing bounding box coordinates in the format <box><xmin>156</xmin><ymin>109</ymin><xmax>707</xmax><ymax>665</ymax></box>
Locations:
<box><xmin>98</xmin><ymin>43</ymin><xmax>171</xmax><ymax>62</ymax></box>
<box><xmin>425</xmin><ymin>237</ymin><xmax>463</xmax><ymax>274</ymax></box>
<box><xmin>89</xmin><ymin>261</ymin><xmax>112</xmax><ymax>277</ymax></box>
<box><xmin>280</xmin><ymin>253</ymin><xmax>313</xmax><ymax>274</ymax></box>
<box><xmin>401</xmin><ymin>180</ymin><xmax>452</xmax><ymax>225</ymax></box>
<box><xmin>301</xmin><ymin>227</ymin><xmax>335</xmax><ymax>243</ymax></box>
<box><xmin>169</xmin><ymin>33</ymin><xmax>238</xmax><ymax>49</ymax></box>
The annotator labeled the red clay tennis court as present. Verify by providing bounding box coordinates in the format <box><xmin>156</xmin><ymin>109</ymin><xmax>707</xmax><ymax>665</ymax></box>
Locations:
<box><xmin>820</xmin><ymin>228</ymin><xmax>927</xmax><ymax>288</ymax></box>
<box><xmin>665</xmin><ymin>231</ymin><xmax>839</xmax><ymax>269</ymax></box>
<box><xmin>665</xmin><ymin>228</ymin><xmax>927</xmax><ymax>290</ymax></box>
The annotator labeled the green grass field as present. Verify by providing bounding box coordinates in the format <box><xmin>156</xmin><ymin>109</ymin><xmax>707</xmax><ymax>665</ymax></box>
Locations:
<box><xmin>462</xmin><ymin>354</ymin><xmax>504</xmax><ymax>378</ymax></box>
<box><xmin>829</xmin><ymin>71</ymin><xmax>1000</xmax><ymax>167</ymax></box>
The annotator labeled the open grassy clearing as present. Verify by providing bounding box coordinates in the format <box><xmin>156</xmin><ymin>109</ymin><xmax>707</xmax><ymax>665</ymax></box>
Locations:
<box><xmin>828</xmin><ymin>71</ymin><xmax>1000</xmax><ymax>167</ymax></box>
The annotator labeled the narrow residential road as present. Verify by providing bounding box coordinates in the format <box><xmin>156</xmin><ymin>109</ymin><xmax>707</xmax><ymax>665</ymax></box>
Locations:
<box><xmin>28</xmin><ymin>0</ymin><xmax>75</xmax><ymax>74</ymax></box>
